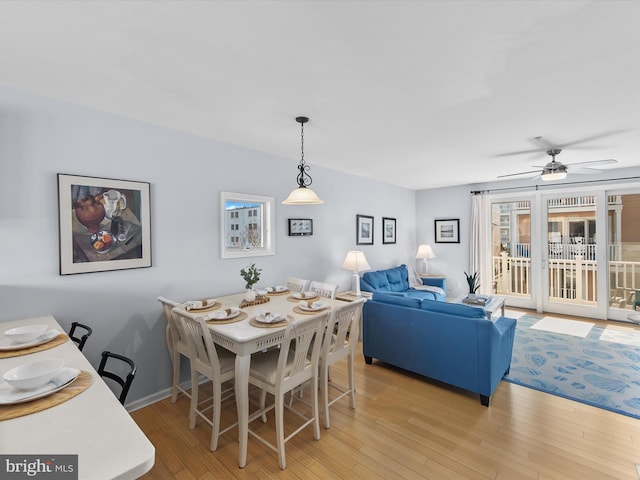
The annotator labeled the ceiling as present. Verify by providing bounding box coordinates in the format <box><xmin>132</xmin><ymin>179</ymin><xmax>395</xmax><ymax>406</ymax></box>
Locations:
<box><xmin>0</xmin><ymin>1</ymin><xmax>638</xmax><ymax>190</ymax></box>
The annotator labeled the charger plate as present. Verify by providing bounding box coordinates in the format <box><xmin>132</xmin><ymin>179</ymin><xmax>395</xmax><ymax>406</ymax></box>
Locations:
<box><xmin>249</xmin><ymin>315</ymin><xmax>292</xmax><ymax>328</ymax></box>
<box><xmin>0</xmin><ymin>334</ymin><xmax>68</xmax><ymax>359</ymax></box>
<box><xmin>293</xmin><ymin>305</ymin><xmax>330</xmax><ymax>315</ymax></box>
<box><xmin>0</xmin><ymin>370</ymin><xmax>92</xmax><ymax>421</ymax></box>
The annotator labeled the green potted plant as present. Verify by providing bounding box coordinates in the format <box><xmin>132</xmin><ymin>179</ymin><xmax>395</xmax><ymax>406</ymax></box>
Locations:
<box><xmin>464</xmin><ymin>271</ymin><xmax>480</xmax><ymax>299</ymax></box>
<box><xmin>240</xmin><ymin>263</ymin><xmax>262</xmax><ymax>301</ymax></box>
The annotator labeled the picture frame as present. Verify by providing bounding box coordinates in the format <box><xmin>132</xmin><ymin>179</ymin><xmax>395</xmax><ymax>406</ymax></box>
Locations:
<box><xmin>57</xmin><ymin>173</ymin><xmax>152</xmax><ymax>275</ymax></box>
<box><xmin>288</xmin><ymin>218</ymin><xmax>313</xmax><ymax>236</ymax></box>
<box><xmin>356</xmin><ymin>214</ymin><xmax>374</xmax><ymax>245</ymax></box>
<box><xmin>382</xmin><ymin>217</ymin><xmax>396</xmax><ymax>244</ymax></box>
<box><xmin>434</xmin><ymin>218</ymin><xmax>460</xmax><ymax>243</ymax></box>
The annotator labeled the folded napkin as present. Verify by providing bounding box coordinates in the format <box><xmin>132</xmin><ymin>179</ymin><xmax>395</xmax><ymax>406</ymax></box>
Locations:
<box><xmin>0</xmin><ymin>367</ymin><xmax>80</xmax><ymax>404</ymax></box>
<box><xmin>257</xmin><ymin>311</ymin><xmax>285</xmax><ymax>323</ymax></box>
<box><xmin>295</xmin><ymin>291</ymin><xmax>316</xmax><ymax>299</ymax></box>
<box><xmin>266</xmin><ymin>286</ymin><xmax>286</xmax><ymax>293</ymax></box>
<box><xmin>205</xmin><ymin>308</ymin><xmax>239</xmax><ymax>321</ymax></box>
<box><xmin>299</xmin><ymin>301</ymin><xmax>326</xmax><ymax>311</ymax></box>
<box><xmin>184</xmin><ymin>299</ymin><xmax>216</xmax><ymax>311</ymax></box>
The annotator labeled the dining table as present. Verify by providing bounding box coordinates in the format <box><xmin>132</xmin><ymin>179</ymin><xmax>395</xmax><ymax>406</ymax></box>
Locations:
<box><xmin>0</xmin><ymin>315</ymin><xmax>155</xmax><ymax>480</ymax></box>
<box><xmin>196</xmin><ymin>290</ymin><xmax>342</xmax><ymax>468</ymax></box>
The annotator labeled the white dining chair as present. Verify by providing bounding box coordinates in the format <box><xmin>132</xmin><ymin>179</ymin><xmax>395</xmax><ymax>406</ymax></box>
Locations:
<box><xmin>310</xmin><ymin>281</ymin><xmax>338</xmax><ymax>300</ymax></box>
<box><xmin>247</xmin><ymin>312</ymin><xmax>329</xmax><ymax>470</ymax></box>
<box><xmin>157</xmin><ymin>296</ymin><xmax>191</xmax><ymax>403</ymax></box>
<box><xmin>285</xmin><ymin>277</ymin><xmax>310</xmax><ymax>293</ymax></box>
<box><xmin>172</xmin><ymin>307</ymin><xmax>237</xmax><ymax>451</ymax></box>
<box><xmin>319</xmin><ymin>298</ymin><xmax>365</xmax><ymax>428</ymax></box>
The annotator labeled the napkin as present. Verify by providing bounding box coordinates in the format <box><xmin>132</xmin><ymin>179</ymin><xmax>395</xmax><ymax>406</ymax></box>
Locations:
<box><xmin>266</xmin><ymin>286</ymin><xmax>286</xmax><ymax>293</ymax></box>
<box><xmin>257</xmin><ymin>311</ymin><xmax>285</xmax><ymax>323</ymax></box>
<box><xmin>299</xmin><ymin>301</ymin><xmax>326</xmax><ymax>311</ymax></box>
<box><xmin>296</xmin><ymin>292</ymin><xmax>315</xmax><ymax>299</ymax></box>
<box><xmin>184</xmin><ymin>299</ymin><xmax>215</xmax><ymax>311</ymax></box>
<box><xmin>205</xmin><ymin>308</ymin><xmax>239</xmax><ymax>321</ymax></box>
<box><xmin>0</xmin><ymin>367</ymin><xmax>80</xmax><ymax>404</ymax></box>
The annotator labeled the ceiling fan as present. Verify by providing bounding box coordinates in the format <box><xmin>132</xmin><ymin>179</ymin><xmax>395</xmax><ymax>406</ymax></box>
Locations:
<box><xmin>497</xmin><ymin>136</ymin><xmax>618</xmax><ymax>181</ymax></box>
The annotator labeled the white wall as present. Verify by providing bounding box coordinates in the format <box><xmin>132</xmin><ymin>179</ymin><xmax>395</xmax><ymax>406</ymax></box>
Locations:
<box><xmin>415</xmin><ymin>184</ymin><xmax>471</xmax><ymax>298</ymax></box>
<box><xmin>0</xmin><ymin>86</ymin><xmax>416</xmax><ymax>405</ymax></box>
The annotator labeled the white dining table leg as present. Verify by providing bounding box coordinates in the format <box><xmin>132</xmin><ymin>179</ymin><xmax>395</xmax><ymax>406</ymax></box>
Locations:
<box><xmin>235</xmin><ymin>353</ymin><xmax>251</xmax><ymax>468</ymax></box>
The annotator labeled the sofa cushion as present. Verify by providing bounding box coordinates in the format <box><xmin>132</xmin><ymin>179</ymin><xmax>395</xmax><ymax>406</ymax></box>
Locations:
<box><xmin>421</xmin><ymin>299</ymin><xmax>487</xmax><ymax>318</ymax></box>
<box><xmin>385</xmin><ymin>265</ymin><xmax>410</xmax><ymax>292</ymax></box>
<box><xmin>362</xmin><ymin>271</ymin><xmax>391</xmax><ymax>291</ymax></box>
<box><xmin>372</xmin><ymin>292</ymin><xmax>422</xmax><ymax>309</ymax></box>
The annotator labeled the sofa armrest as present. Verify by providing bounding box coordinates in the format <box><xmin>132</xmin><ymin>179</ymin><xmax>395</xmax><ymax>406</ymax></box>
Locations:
<box><xmin>421</xmin><ymin>276</ymin><xmax>446</xmax><ymax>291</ymax></box>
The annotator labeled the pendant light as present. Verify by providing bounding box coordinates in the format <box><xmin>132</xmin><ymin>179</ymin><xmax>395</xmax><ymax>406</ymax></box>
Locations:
<box><xmin>282</xmin><ymin>116</ymin><xmax>324</xmax><ymax>205</ymax></box>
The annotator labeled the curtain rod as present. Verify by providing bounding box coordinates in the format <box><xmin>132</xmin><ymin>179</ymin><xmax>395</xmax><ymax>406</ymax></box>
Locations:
<box><xmin>470</xmin><ymin>174</ymin><xmax>640</xmax><ymax>195</ymax></box>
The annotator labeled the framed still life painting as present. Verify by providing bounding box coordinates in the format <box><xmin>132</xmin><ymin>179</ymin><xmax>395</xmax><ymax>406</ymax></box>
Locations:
<box><xmin>57</xmin><ymin>173</ymin><xmax>152</xmax><ymax>275</ymax></box>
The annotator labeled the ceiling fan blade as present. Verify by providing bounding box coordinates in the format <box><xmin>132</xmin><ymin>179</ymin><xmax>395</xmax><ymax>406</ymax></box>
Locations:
<box><xmin>558</xmin><ymin>130</ymin><xmax>628</xmax><ymax>148</ymax></box>
<box><xmin>528</xmin><ymin>136</ymin><xmax>557</xmax><ymax>149</ymax></box>
<box><xmin>497</xmin><ymin>169</ymin><xmax>541</xmax><ymax>179</ymax></box>
<box><xmin>570</xmin><ymin>167</ymin><xmax>603</xmax><ymax>175</ymax></box>
<box><xmin>492</xmin><ymin>148</ymin><xmax>545</xmax><ymax>158</ymax></box>
<box><xmin>565</xmin><ymin>159</ymin><xmax>617</xmax><ymax>167</ymax></box>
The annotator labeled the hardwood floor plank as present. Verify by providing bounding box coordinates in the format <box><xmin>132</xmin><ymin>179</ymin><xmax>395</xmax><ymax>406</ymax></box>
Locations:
<box><xmin>131</xmin><ymin>309</ymin><xmax>640</xmax><ymax>479</ymax></box>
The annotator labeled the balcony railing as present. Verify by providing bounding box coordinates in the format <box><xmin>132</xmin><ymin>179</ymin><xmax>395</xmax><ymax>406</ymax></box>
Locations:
<box><xmin>493</xmin><ymin>252</ymin><xmax>639</xmax><ymax>308</ymax></box>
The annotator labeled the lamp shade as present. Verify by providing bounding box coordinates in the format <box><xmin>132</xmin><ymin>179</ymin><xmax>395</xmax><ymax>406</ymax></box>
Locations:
<box><xmin>282</xmin><ymin>186</ymin><xmax>324</xmax><ymax>205</ymax></box>
<box><xmin>341</xmin><ymin>251</ymin><xmax>371</xmax><ymax>273</ymax></box>
<box><xmin>416</xmin><ymin>244</ymin><xmax>436</xmax><ymax>259</ymax></box>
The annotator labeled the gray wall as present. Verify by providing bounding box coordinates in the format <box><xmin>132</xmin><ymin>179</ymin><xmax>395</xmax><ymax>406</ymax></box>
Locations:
<box><xmin>0</xmin><ymin>87</ymin><xmax>416</xmax><ymax>407</ymax></box>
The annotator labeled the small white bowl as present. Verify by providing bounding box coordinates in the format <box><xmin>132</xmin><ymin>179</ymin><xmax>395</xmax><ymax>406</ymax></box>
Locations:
<box><xmin>4</xmin><ymin>324</ymin><xmax>48</xmax><ymax>344</ymax></box>
<box><xmin>3</xmin><ymin>359</ymin><xmax>65</xmax><ymax>390</ymax></box>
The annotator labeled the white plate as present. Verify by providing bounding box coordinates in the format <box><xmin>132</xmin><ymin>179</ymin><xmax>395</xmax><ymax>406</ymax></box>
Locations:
<box><xmin>293</xmin><ymin>292</ymin><xmax>317</xmax><ymax>300</ymax></box>
<box><xmin>0</xmin><ymin>367</ymin><xmax>80</xmax><ymax>405</ymax></box>
<box><xmin>4</xmin><ymin>324</ymin><xmax>48</xmax><ymax>344</ymax></box>
<box><xmin>206</xmin><ymin>308</ymin><xmax>240</xmax><ymax>321</ymax></box>
<box><xmin>298</xmin><ymin>302</ymin><xmax>328</xmax><ymax>312</ymax></box>
<box><xmin>0</xmin><ymin>329</ymin><xmax>60</xmax><ymax>351</ymax></box>
<box><xmin>267</xmin><ymin>286</ymin><xmax>287</xmax><ymax>293</ymax></box>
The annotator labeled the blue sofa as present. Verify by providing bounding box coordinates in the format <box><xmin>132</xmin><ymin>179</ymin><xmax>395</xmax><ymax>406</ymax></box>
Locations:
<box><xmin>360</xmin><ymin>264</ymin><xmax>446</xmax><ymax>301</ymax></box>
<box><xmin>362</xmin><ymin>292</ymin><xmax>517</xmax><ymax>406</ymax></box>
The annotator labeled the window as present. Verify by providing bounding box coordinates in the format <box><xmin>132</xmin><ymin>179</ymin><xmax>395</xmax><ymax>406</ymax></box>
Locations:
<box><xmin>220</xmin><ymin>191</ymin><xmax>275</xmax><ymax>259</ymax></box>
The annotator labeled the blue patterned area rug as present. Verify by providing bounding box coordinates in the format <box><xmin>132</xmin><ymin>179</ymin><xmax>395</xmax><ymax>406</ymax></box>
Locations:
<box><xmin>504</xmin><ymin>314</ymin><xmax>640</xmax><ymax>419</ymax></box>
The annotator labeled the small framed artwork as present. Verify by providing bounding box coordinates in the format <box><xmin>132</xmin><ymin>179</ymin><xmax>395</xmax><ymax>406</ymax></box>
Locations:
<box><xmin>356</xmin><ymin>214</ymin><xmax>374</xmax><ymax>245</ymax></box>
<box><xmin>382</xmin><ymin>217</ymin><xmax>396</xmax><ymax>244</ymax></box>
<box><xmin>288</xmin><ymin>218</ymin><xmax>313</xmax><ymax>236</ymax></box>
<box><xmin>58</xmin><ymin>173</ymin><xmax>152</xmax><ymax>275</ymax></box>
<box><xmin>434</xmin><ymin>218</ymin><xmax>460</xmax><ymax>243</ymax></box>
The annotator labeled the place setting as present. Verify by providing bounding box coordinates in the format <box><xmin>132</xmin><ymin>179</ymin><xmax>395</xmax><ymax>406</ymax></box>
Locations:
<box><xmin>203</xmin><ymin>307</ymin><xmax>247</xmax><ymax>324</ymax></box>
<box><xmin>293</xmin><ymin>300</ymin><xmax>331</xmax><ymax>315</ymax></box>
<box><xmin>0</xmin><ymin>324</ymin><xmax>68</xmax><ymax>359</ymax></box>
<box><xmin>183</xmin><ymin>298</ymin><xmax>220</xmax><ymax>313</ymax></box>
<box><xmin>287</xmin><ymin>291</ymin><xmax>318</xmax><ymax>302</ymax></box>
<box><xmin>0</xmin><ymin>358</ymin><xmax>92</xmax><ymax>420</ymax></box>
<box><xmin>249</xmin><ymin>310</ymin><xmax>292</xmax><ymax>328</ymax></box>
<box><xmin>265</xmin><ymin>285</ymin><xmax>290</xmax><ymax>296</ymax></box>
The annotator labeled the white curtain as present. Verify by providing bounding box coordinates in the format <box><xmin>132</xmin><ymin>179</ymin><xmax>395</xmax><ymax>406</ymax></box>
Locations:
<box><xmin>470</xmin><ymin>193</ymin><xmax>491</xmax><ymax>295</ymax></box>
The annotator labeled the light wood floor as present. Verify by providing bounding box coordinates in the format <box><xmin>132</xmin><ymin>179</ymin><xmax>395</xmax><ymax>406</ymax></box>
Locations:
<box><xmin>132</xmin><ymin>309</ymin><xmax>640</xmax><ymax>479</ymax></box>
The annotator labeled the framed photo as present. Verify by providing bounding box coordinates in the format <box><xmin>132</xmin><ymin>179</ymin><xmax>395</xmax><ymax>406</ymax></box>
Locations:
<box><xmin>356</xmin><ymin>214</ymin><xmax>374</xmax><ymax>245</ymax></box>
<box><xmin>288</xmin><ymin>218</ymin><xmax>313</xmax><ymax>236</ymax></box>
<box><xmin>382</xmin><ymin>217</ymin><xmax>396</xmax><ymax>244</ymax></box>
<box><xmin>434</xmin><ymin>218</ymin><xmax>460</xmax><ymax>243</ymax></box>
<box><xmin>58</xmin><ymin>173</ymin><xmax>152</xmax><ymax>275</ymax></box>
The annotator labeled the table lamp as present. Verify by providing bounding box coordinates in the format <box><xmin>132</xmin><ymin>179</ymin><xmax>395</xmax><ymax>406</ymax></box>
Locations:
<box><xmin>416</xmin><ymin>244</ymin><xmax>436</xmax><ymax>275</ymax></box>
<box><xmin>341</xmin><ymin>250</ymin><xmax>371</xmax><ymax>297</ymax></box>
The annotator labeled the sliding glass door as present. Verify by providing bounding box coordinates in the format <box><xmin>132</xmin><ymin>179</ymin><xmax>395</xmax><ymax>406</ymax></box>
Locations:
<box><xmin>489</xmin><ymin>186</ymin><xmax>640</xmax><ymax>321</ymax></box>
